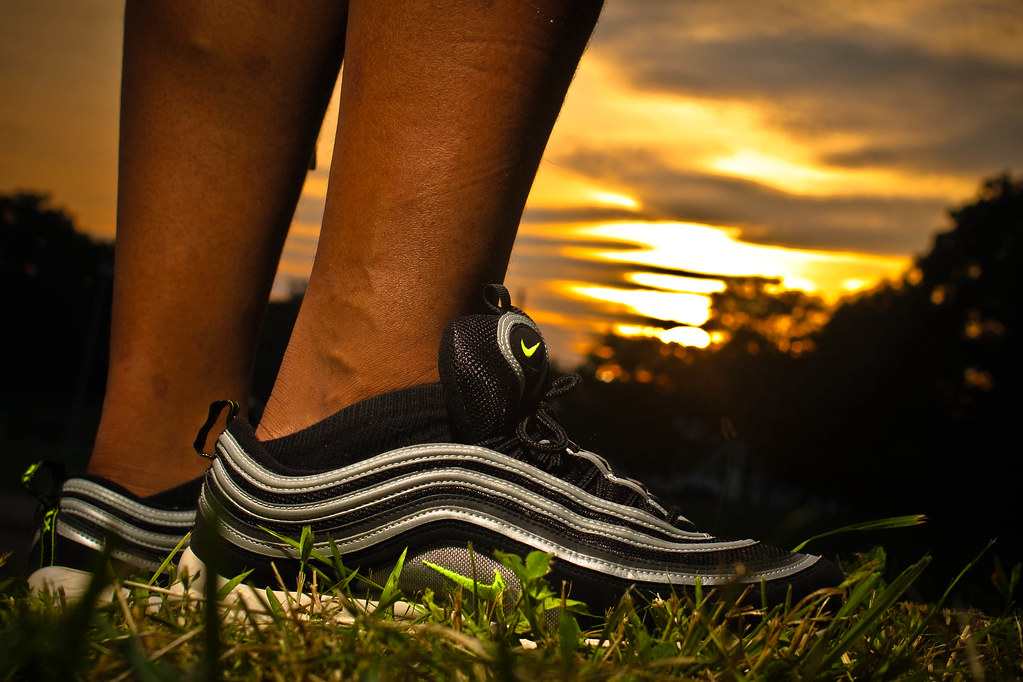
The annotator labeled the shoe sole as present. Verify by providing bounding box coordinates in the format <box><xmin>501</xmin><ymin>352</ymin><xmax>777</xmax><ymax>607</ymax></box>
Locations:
<box><xmin>177</xmin><ymin>547</ymin><xmax>421</xmax><ymax>624</ymax></box>
<box><xmin>29</xmin><ymin>555</ymin><xmax>617</xmax><ymax>649</ymax></box>
<box><xmin>28</xmin><ymin>565</ymin><xmax>97</xmax><ymax>601</ymax></box>
<box><xmin>27</xmin><ymin>552</ymin><xmax>418</xmax><ymax>628</ymax></box>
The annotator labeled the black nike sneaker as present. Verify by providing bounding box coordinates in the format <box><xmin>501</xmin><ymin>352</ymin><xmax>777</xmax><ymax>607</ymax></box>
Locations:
<box><xmin>23</xmin><ymin>462</ymin><xmax>199</xmax><ymax>598</ymax></box>
<box><xmin>182</xmin><ymin>284</ymin><xmax>843</xmax><ymax>612</ymax></box>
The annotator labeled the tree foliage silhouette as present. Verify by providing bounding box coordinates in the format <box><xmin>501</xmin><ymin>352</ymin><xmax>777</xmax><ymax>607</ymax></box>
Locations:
<box><xmin>563</xmin><ymin>175</ymin><xmax>1023</xmax><ymax>596</ymax></box>
<box><xmin>1</xmin><ymin>193</ymin><xmax>113</xmax><ymax>394</ymax></box>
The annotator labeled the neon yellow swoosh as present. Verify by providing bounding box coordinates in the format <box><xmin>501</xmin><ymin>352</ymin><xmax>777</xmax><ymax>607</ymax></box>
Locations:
<box><xmin>521</xmin><ymin>339</ymin><xmax>540</xmax><ymax>358</ymax></box>
<box><xmin>423</xmin><ymin>561</ymin><xmax>507</xmax><ymax>600</ymax></box>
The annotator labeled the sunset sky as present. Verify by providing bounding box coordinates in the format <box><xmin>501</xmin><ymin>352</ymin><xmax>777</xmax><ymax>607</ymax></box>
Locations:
<box><xmin>3</xmin><ymin>0</ymin><xmax>1022</xmax><ymax>363</ymax></box>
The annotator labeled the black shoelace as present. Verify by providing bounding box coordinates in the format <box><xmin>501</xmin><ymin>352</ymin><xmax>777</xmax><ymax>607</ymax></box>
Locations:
<box><xmin>514</xmin><ymin>373</ymin><xmax>580</xmax><ymax>463</ymax></box>
<box><xmin>491</xmin><ymin>373</ymin><xmax>689</xmax><ymax>527</ymax></box>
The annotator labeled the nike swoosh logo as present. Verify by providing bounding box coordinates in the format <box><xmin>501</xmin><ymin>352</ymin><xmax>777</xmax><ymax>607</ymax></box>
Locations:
<box><xmin>423</xmin><ymin>561</ymin><xmax>507</xmax><ymax>600</ymax></box>
<box><xmin>521</xmin><ymin>339</ymin><xmax>540</xmax><ymax>358</ymax></box>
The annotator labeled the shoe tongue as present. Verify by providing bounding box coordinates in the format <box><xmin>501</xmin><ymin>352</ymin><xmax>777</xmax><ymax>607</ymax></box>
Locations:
<box><xmin>438</xmin><ymin>285</ymin><xmax>549</xmax><ymax>443</ymax></box>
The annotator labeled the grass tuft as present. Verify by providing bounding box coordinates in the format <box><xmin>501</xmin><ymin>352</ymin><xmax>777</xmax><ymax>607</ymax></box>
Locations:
<box><xmin>1</xmin><ymin>543</ymin><xmax>1021</xmax><ymax>680</ymax></box>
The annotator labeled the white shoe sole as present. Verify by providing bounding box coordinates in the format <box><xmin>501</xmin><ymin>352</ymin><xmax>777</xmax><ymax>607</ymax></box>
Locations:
<box><xmin>28</xmin><ymin>565</ymin><xmax>98</xmax><ymax>601</ymax></box>
<box><xmin>177</xmin><ymin>547</ymin><xmax>420</xmax><ymax>624</ymax></box>
<box><xmin>27</xmin><ymin>551</ymin><xmax>417</xmax><ymax>626</ymax></box>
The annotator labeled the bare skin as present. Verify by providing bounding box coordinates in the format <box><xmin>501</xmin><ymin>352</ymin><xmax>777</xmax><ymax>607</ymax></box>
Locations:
<box><xmin>256</xmin><ymin>0</ymin><xmax>604</xmax><ymax>439</ymax></box>
<box><xmin>88</xmin><ymin>0</ymin><xmax>349</xmax><ymax>495</ymax></box>
<box><xmin>89</xmin><ymin>0</ymin><xmax>603</xmax><ymax>495</ymax></box>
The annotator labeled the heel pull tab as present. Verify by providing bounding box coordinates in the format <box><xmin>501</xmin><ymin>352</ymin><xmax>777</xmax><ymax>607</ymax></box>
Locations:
<box><xmin>483</xmin><ymin>283</ymin><xmax>523</xmax><ymax>315</ymax></box>
<box><xmin>194</xmin><ymin>400</ymin><xmax>240</xmax><ymax>460</ymax></box>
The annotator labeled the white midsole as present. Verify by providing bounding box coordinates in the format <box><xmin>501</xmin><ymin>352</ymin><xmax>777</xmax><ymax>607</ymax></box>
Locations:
<box><xmin>28</xmin><ymin>565</ymin><xmax>100</xmax><ymax>602</ymax></box>
<box><xmin>176</xmin><ymin>547</ymin><xmax>420</xmax><ymax>623</ymax></box>
<box><xmin>28</xmin><ymin>554</ymin><xmax>586</xmax><ymax>649</ymax></box>
<box><xmin>27</xmin><ymin>551</ymin><xmax>418</xmax><ymax>625</ymax></box>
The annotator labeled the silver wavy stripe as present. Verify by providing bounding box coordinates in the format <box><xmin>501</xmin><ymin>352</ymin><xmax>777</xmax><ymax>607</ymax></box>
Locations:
<box><xmin>198</xmin><ymin>491</ymin><xmax>819</xmax><ymax>586</ymax></box>
<box><xmin>61</xmin><ymin>479</ymin><xmax>196</xmax><ymax>528</ymax></box>
<box><xmin>58</xmin><ymin>498</ymin><xmax>190</xmax><ymax>550</ymax></box>
<box><xmin>208</xmin><ymin>458</ymin><xmax>752</xmax><ymax>553</ymax></box>
<box><xmin>218</xmin><ymin>433</ymin><xmax>709</xmax><ymax>541</ymax></box>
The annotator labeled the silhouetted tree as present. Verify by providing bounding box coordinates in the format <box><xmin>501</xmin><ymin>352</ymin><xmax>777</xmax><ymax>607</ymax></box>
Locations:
<box><xmin>0</xmin><ymin>191</ymin><xmax>304</xmax><ymax>484</ymax></box>
<box><xmin>564</xmin><ymin>175</ymin><xmax>1023</xmax><ymax>597</ymax></box>
<box><xmin>1</xmin><ymin>193</ymin><xmax>113</xmax><ymax>394</ymax></box>
<box><xmin>782</xmin><ymin>174</ymin><xmax>1022</xmax><ymax>587</ymax></box>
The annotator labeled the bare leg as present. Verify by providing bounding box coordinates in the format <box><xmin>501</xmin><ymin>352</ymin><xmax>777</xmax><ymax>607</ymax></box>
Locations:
<box><xmin>88</xmin><ymin>1</ymin><xmax>348</xmax><ymax>496</ymax></box>
<box><xmin>256</xmin><ymin>0</ymin><xmax>603</xmax><ymax>439</ymax></box>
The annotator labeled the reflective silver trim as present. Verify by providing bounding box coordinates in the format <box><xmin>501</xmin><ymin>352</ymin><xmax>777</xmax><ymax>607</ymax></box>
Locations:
<box><xmin>61</xmin><ymin>479</ymin><xmax>196</xmax><ymax>527</ymax></box>
<box><xmin>218</xmin><ymin>434</ymin><xmax>708</xmax><ymax>541</ymax></box>
<box><xmin>496</xmin><ymin>312</ymin><xmax>545</xmax><ymax>397</ymax></box>
<box><xmin>59</xmin><ymin>498</ymin><xmax>192</xmax><ymax>550</ymax></box>
<box><xmin>570</xmin><ymin>449</ymin><xmax>670</xmax><ymax>518</ymax></box>
<box><xmin>54</xmin><ymin>524</ymin><xmax>163</xmax><ymax>570</ymax></box>
<box><xmin>202</xmin><ymin>495</ymin><xmax>819</xmax><ymax>586</ymax></box>
<box><xmin>208</xmin><ymin>461</ymin><xmax>752</xmax><ymax>553</ymax></box>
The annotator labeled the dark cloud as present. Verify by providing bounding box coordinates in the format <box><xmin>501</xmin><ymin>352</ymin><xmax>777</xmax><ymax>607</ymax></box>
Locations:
<box><xmin>514</xmin><ymin>232</ymin><xmax>650</xmax><ymax>254</ymax></box>
<box><xmin>521</xmin><ymin>205</ymin><xmax>644</xmax><ymax>224</ymax></box>
<box><xmin>822</xmin><ymin>111</ymin><xmax>1023</xmax><ymax>175</ymax></box>
<box><xmin>514</xmin><ymin>233</ymin><xmax>759</xmax><ymax>285</ymax></box>
<box><xmin>506</xmin><ymin>247</ymin><xmax>710</xmax><ymax>350</ymax></box>
<box><xmin>559</xmin><ymin>147</ymin><xmax>949</xmax><ymax>255</ymax></box>
<box><xmin>590</xmin><ymin>0</ymin><xmax>1023</xmax><ymax>177</ymax></box>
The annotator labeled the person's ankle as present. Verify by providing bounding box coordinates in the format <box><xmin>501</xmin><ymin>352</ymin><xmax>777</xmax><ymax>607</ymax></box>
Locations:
<box><xmin>255</xmin><ymin>364</ymin><xmax>440</xmax><ymax>441</ymax></box>
<box><xmin>252</xmin><ymin>383</ymin><xmax>452</xmax><ymax>472</ymax></box>
<box><xmin>86</xmin><ymin>456</ymin><xmax>208</xmax><ymax>498</ymax></box>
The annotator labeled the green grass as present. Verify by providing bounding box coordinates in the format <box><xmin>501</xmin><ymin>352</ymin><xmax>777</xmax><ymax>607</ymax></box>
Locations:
<box><xmin>1</xmin><ymin>541</ymin><xmax>1020</xmax><ymax>681</ymax></box>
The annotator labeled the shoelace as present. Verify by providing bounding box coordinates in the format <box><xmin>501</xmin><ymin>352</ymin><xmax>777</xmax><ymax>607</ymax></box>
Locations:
<box><xmin>503</xmin><ymin>373</ymin><xmax>688</xmax><ymax>526</ymax></box>
<box><xmin>21</xmin><ymin>461</ymin><xmax>68</xmax><ymax>567</ymax></box>
<box><xmin>515</xmin><ymin>373</ymin><xmax>580</xmax><ymax>463</ymax></box>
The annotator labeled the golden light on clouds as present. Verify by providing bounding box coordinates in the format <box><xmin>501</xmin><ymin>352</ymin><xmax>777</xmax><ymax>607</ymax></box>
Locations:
<box><xmin>528</xmin><ymin>162</ymin><xmax>644</xmax><ymax>213</ymax></box>
<box><xmin>6</xmin><ymin>0</ymin><xmax>1019</xmax><ymax>362</ymax></box>
<box><xmin>841</xmin><ymin>278</ymin><xmax>871</xmax><ymax>292</ymax></box>
<box><xmin>589</xmin><ymin>190</ymin><xmax>641</xmax><ymax>210</ymax></box>
<box><xmin>552</xmin><ymin>57</ymin><xmax>762</xmax><ymax>153</ymax></box>
<box><xmin>615</xmin><ymin>324</ymin><xmax>713</xmax><ymax>349</ymax></box>
<box><xmin>506</xmin><ymin>213</ymin><xmax>914</xmax><ymax>361</ymax></box>
<box><xmin>710</xmin><ymin>150</ymin><xmax>836</xmax><ymax>194</ymax></box>
<box><xmin>569</xmin><ymin>221</ymin><xmax>908</xmax><ymax>301</ymax></box>
<box><xmin>567</xmin><ymin>283</ymin><xmax>713</xmax><ymax>327</ymax></box>
<box><xmin>550</xmin><ymin>55</ymin><xmax>977</xmax><ymax>202</ymax></box>
<box><xmin>707</xmin><ymin>147</ymin><xmax>972</xmax><ymax>199</ymax></box>
<box><xmin>625</xmin><ymin>272</ymin><xmax>726</xmax><ymax>295</ymax></box>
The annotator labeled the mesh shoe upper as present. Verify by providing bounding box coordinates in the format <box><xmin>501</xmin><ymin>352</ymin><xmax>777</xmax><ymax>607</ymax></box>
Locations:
<box><xmin>439</xmin><ymin>285</ymin><xmax>549</xmax><ymax>443</ymax></box>
<box><xmin>192</xmin><ymin>284</ymin><xmax>843</xmax><ymax>610</ymax></box>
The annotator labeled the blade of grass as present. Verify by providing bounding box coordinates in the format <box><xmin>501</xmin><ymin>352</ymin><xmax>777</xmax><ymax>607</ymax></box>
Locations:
<box><xmin>43</xmin><ymin>546</ymin><xmax>118</xmax><ymax>679</ymax></box>
<box><xmin>216</xmin><ymin>569</ymin><xmax>253</xmax><ymax>601</ymax></box>
<box><xmin>792</xmin><ymin>515</ymin><xmax>927</xmax><ymax>553</ymax></box>
<box><xmin>803</xmin><ymin>554</ymin><xmax>931</xmax><ymax>677</ymax></box>
<box><xmin>148</xmin><ymin>532</ymin><xmax>191</xmax><ymax>586</ymax></box>
<box><xmin>200</xmin><ymin>549</ymin><xmax>220</xmax><ymax>682</ymax></box>
<box><xmin>374</xmin><ymin>548</ymin><xmax>408</xmax><ymax>619</ymax></box>
<box><xmin>261</xmin><ymin>526</ymin><xmax>330</xmax><ymax>564</ymax></box>
<box><xmin>881</xmin><ymin>539</ymin><xmax>997</xmax><ymax>677</ymax></box>
<box><xmin>264</xmin><ymin>586</ymin><xmax>284</xmax><ymax>616</ymax></box>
